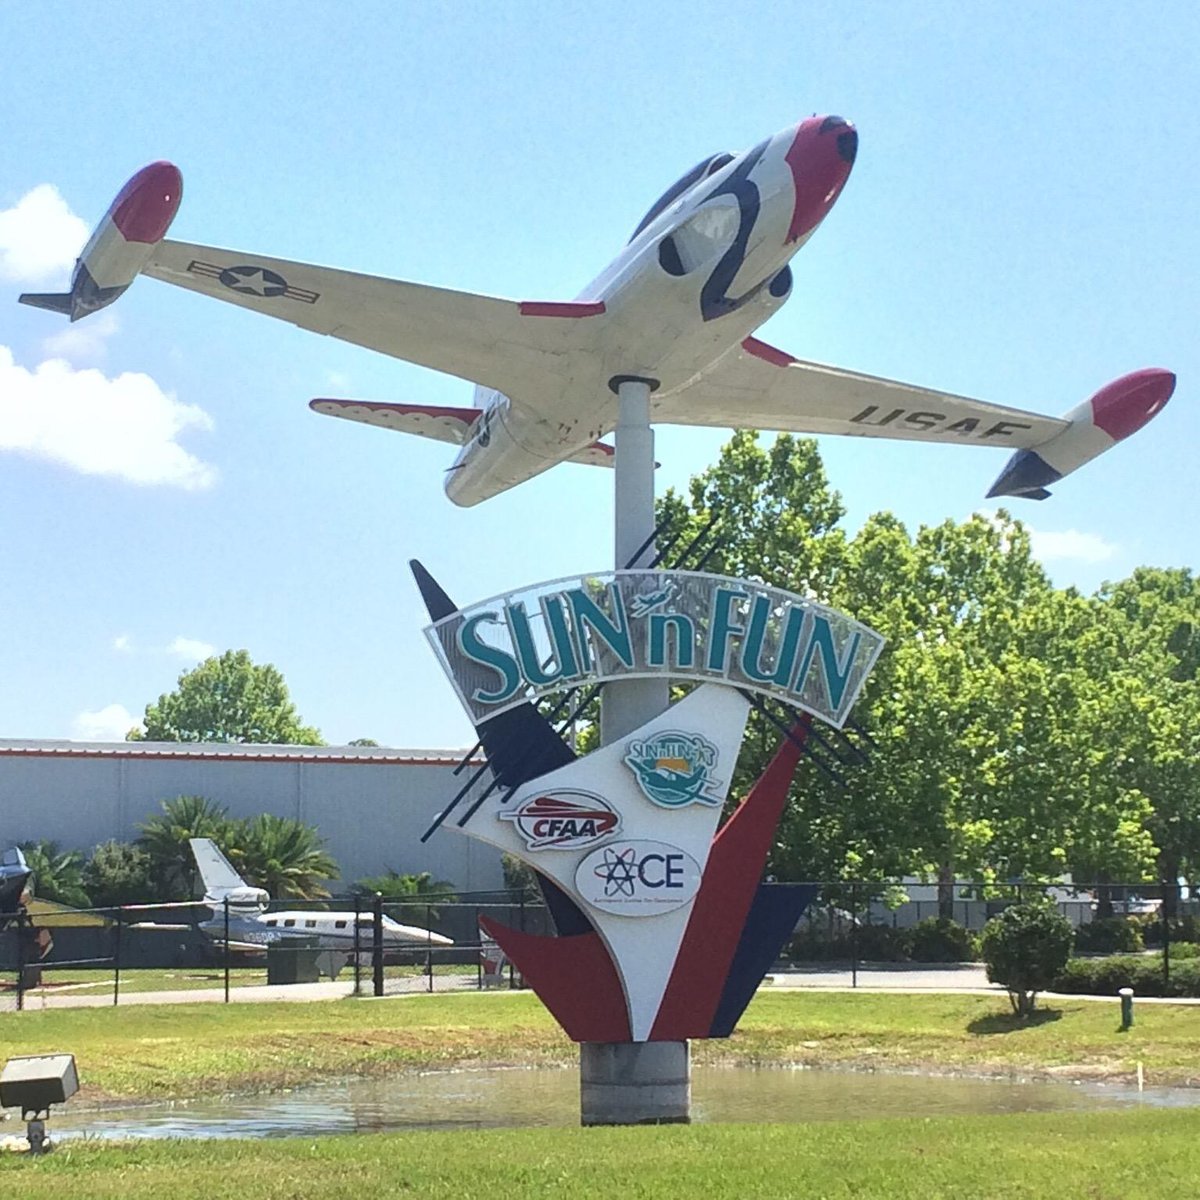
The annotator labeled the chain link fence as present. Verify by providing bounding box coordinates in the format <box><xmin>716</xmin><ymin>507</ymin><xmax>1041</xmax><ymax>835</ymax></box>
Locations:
<box><xmin>1</xmin><ymin>880</ymin><xmax>1192</xmax><ymax>1009</ymax></box>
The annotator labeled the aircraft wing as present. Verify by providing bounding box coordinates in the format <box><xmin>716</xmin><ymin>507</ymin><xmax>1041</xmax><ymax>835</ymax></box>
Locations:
<box><xmin>143</xmin><ymin>240</ymin><xmax>605</xmax><ymax>398</ymax></box>
<box><xmin>653</xmin><ymin>337</ymin><xmax>1069</xmax><ymax>449</ymax></box>
<box><xmin>310</xmin><ymin>398</ymin><xmax>616</xmax><ymax>465</ymax></box>
<box><xmin>311</xmin><ymin>401</ymin><xmax>480</xmax><ymax>445</ymax></box>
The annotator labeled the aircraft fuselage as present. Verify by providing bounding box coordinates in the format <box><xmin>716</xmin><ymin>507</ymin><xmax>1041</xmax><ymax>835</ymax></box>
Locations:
<box><xmin>445</xmin><ymin>116</ymin><xmax>857</xmax><ymax>505</ymax></box>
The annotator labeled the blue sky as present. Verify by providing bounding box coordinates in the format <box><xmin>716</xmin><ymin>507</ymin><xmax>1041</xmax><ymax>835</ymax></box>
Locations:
<box><xmin>1</xmin><ymin>2</ymin><xmax>1195</xmax><ymax>748</ymax></box>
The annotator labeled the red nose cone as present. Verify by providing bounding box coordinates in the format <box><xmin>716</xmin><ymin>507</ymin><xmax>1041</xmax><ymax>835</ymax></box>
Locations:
<box><xmin>1090</xmin><ymin>368</ymin><xmax>1176</xmax><ymax>442</ymax></box>
<box><xmin>784</xmin><ymin>116</ymin><xmax>856</xmax><ymax>244</ymax></box>
<box><xmin>110</xmin><ymin>161</ymin><xmax>183</xmax><ymax>244</ymax></box>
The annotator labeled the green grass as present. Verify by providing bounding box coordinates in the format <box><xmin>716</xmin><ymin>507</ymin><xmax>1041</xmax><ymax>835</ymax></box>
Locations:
<box><xmin>2</xmin><ymin>990</ymin><xmax>1198</xmax><ymax>1104</ymax></box>
<box><xmin>3</xmin><ymin>1110</ymin><xmax>1199</xmax><ymax>1198</ymax></box>
<box><xmin>17</xmin><ymin>968</ymin><xmax>272</xmax><ymax>997</ymax></box>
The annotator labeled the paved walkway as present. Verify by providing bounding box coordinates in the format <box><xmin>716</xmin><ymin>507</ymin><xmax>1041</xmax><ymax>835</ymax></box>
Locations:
<box><xmin>7</xmin><ymin>962</ymin><xmax>1199</xmax><ymax>1009</ymax></box>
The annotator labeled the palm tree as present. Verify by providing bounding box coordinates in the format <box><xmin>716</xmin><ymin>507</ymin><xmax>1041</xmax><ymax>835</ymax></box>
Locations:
<box><xmin>17</xmin><ymin>840</ymin><xmax>91</xmax><ymax>908</ymax></box>
<box><xmin>229</xmin><ymin>814</ymin><xmax>339</xmax><ymax>899</ymax></box>
<box><xmin>136</xmin><ymin>795</ymin><xmax>232</xmax><ymax>899</ymax></box>
<box><xmin>353</xmin><ymin>869</ymin><xmax>458</xmax><ymax>923</ymax></box>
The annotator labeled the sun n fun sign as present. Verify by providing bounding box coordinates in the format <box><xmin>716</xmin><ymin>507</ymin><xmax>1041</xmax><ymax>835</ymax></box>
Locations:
<box><xmin>424</xmin><ymin>569</ymin><xmax>885</xmax><ymax>728</ymax></box>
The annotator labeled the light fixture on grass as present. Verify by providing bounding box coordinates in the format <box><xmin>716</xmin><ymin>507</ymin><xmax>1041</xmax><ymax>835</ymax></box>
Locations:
<box><xmin>0</xmin><ymin>1054</ymin><xmax>78</xmax><ymax>1154</ymax></box>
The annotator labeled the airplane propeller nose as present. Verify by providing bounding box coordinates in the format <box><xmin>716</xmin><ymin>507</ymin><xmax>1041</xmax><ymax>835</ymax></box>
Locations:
<box><xmin>784</xmin><ymin>115</ymin><xmax>857</xmax><ymax>243</ymax></box>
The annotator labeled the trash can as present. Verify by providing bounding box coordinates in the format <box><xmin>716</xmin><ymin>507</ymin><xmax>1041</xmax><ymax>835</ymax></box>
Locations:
<box><xmin>266</xmin><ymin>936</ymin><xmax>322</xmax><ymax>985</ymax></box>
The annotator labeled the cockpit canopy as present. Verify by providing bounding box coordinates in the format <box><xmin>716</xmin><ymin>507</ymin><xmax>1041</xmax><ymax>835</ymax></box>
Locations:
<box><xmin>629</xmin><ymin>152</ymin><xmax>735</xmax><ymax>243</ymax></box>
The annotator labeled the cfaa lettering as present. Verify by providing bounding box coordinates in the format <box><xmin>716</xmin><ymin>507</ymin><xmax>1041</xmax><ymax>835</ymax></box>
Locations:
<box><xmin>849</xmin><ymin>406</ymin><xmax>1032</xmax><ymax>439</ymax></box>
<box><xmin>533</xmin><ymin>817</ymin><xmax>603</xmax><ymax>840</ymax></box>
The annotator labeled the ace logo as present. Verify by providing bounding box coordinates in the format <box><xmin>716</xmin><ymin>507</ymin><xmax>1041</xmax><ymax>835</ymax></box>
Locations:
<box><xmin>500</xmin><ymin>790</ymin><xmax>621</xmax><ymax>851</ymax></box>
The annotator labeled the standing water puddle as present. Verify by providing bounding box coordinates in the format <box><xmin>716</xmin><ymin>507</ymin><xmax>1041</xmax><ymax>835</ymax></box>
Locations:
<box><xmin>36</xmin><ymin>1066</ymin><xmax>1200</xmax><ymax>1141</ymax></box>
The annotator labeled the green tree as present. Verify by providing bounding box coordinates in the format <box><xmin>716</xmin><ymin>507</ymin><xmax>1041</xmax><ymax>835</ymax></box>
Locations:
<box><xmin>980</xmin><ymin>900</ymin><xmax>1074</xmax><ymax>1017</ymax></box>
<box><xmin>137</xmin><ymin>795</ymin><xmax>233</xmax><ymax>899</ymax></box>
<box><xmin>17</xmin><ymin>840</ymin><xmax>91</xmax><ymax>908</ymax></box>
<box><xmin>83</xmin><ymin>841</ymin><xmax>158</xmax><ymax>908</ymax></box>
<box><xmin>229</xmin><ymin>814</ymin><xmax>338</xmax><ymax>899</ymax></box>
<box><xmin>352</xmin><ymin>868</ymin><xmax>457</xmax><ymax>922</ymax></box>
<box><xmin>134</xmin><ymin>649</ymin><xmax>323</xmax><ymax>745</ymax></box>
<box><xmin>1096</xmin><ymin>568</ymin><xmax>1200</xmax><ymax>912</ymax></box>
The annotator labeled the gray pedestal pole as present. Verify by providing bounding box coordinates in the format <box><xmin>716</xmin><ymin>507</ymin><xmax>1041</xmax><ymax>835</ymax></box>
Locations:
<box><xmin>580</xmin><ymin>377</ymin><xmax>689</xmax><ymax>1126</ymax></box>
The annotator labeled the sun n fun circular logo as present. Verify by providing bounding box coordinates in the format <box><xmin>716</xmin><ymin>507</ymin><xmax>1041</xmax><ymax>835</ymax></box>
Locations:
<box><xmin>624</xmin><ymin>731</ymin><xmax>721</xmax><ymax>807</ymax></box>
<box><xmin>574</xmin><ymin>840</ymin><xmax>701</xmax><ymax>917</ymax></box>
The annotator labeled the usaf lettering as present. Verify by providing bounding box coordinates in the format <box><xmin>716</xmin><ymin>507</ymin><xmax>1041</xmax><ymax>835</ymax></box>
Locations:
<box><xmin>849</xmin><ymin>406</ymin><xmax>1031</xmax><ymax>440</ymax></box>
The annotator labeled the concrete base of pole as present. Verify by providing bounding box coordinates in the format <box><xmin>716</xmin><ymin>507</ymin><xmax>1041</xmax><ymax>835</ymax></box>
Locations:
<box><xmin>579</xmin><ymin>1040</ymin><xmax>690</xmax><ymax>1125</ymax></box>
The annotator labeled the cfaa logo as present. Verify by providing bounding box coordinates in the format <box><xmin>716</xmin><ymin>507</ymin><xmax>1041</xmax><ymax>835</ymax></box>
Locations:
<box><xmin>500</xmin><ymin>790</ymin><xmax>621</xmax><ymax>851</ymax></box>
<box><xmin>624</xmin><ymin>731</ymin><xmax>721</xmax><ymax>808</ymax></box>
<box><xmin>575</xmin><ymin>839</ymin><xmax>701</xmax><ymax>917</ymax></box>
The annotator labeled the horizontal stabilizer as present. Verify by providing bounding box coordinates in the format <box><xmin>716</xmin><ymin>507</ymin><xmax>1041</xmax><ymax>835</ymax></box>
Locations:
<box><xmin>310</xmin><ymin>400</ymin><xmax>480</xmax><ymax>446</ymax></box>
<box><xmin>18</xmin><ymin>292</ymin><xmax>74</xmax><ymax>315</ymax></box>
<box><xmin>567</xmin><ymin>440</ymin><xmax>615</xmax><ymax>468</ymax></box>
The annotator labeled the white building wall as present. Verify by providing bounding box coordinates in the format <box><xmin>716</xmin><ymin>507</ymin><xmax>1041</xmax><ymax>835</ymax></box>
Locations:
<box><xmin>0</xmin><ymin>742</ymin><xmax>503</xmax><ymax>893</ymax></box>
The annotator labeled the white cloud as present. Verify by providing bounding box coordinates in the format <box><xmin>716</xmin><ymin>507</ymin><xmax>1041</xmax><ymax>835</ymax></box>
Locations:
<box><xmin>112</xmin><ymin>634</ymin><xmax>133</xmax><ymax>653</ymax></box>
<box><xmin>0</xmin><ymin>184</ymin><xmax>88</xmax><ymax>284</ymax></box>
<box><xmin>41</xmin><ymin>311</ymin><xmax>120</xmax><ymax>366</ymax></box>
<box><xmin>324</xmin><ymin>370</ymin><xmax>351</xmax><ymax>391</ymax></box>
<box><xmin>0</xmin><ymin>345</ymin><xmax>217</xmax><ymax>489</ymax></box>
<box><xmin>168</xmin><ymin>636</ymin><xmax>215</xmax><ymax>662</ymax></box>
<box><xmin>72</xmin><ymin>703</ymin><xmax>140</xmax><ymax>742</ymax></box>
<box><xmin>1027</xmin><ymin>527</ymin><xmax>1118</xmax><ymax>565</ymax></box>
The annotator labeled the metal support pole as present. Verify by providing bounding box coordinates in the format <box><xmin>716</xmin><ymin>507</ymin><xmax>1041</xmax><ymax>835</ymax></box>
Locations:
<box><xmin>372</xmin><ymin>892</ymin><xmax>384</xmax><ymax>998</ymax></box>
<box><xmin>223</xmin><ymin>898</ymin><xmax>230</xmax><ymax>1003</ymax></box>
<box><xmin>15</xmin><ymin>911</ymin><xmax>26</xmax><ymax>1012</ymax></box>
<box><xmin>582</xmin><ymin>378</ymin><xmax>688</xmax><ymax>1127</ymax></box>
<box><xmin>112</xmin><ymin>914</ymin><xmax>121</xmax><ymax>1007</ymax></box>
<box><xmin>353</xmin><ymin>894</ymin><xmax>362</xmax><ymax>996</ymax></box>
<box><xmin>426</xmin><ymin>904</ymin><xmax>434</xmax><ymax>994</ymax></box>
<box><xmin>851</xmin><ymin>881</ymin><xmax>859</xmax><ymax>989</ymax></box>
<box><xmin>601</xmin><ymin>378</ymin><xmax>669</xmax><ymax>745</ymax></box>
<box><xmin>1163</xmin><ymin>895</ymin><xmax>1171</xmax><ymax>988</ymax></box>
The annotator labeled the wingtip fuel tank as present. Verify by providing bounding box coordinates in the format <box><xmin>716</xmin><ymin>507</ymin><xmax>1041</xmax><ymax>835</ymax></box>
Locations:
<box><xmin>986</xmin><ymin>368</ymin><xmax>1176</xmax><ymax>500</ymax></box>
<box><xmin>18</xmin><ymin>161</ymin><xmax>182</xmax><ymax>322</ymax></box>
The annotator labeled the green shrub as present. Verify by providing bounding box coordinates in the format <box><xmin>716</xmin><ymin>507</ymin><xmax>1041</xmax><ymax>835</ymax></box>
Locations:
<box><xmin>1073</xmin><ymin>917</ymin><xmax>1144</xmax><ymax>955</ymax></box>
<box><xmin>1139</xmin><ymin>914</ymin><xmax>1200</xmax><ymax>948</ymax></box>
<box><xmin>980</xmin><ymin>901</ymin><xmax>1074</xmax><ymax>1017</ymax></box>
<box><xmin>788</xmin><ymin>922</ymin><xmax>911</xmax><ymax>963</ymax></box>
<box><xmin>1052</xmin><ymin>954</ymin><xmax>1200</xmax><ymax>998</ymax></box>
<box><xmin>907</xmin><ymin>917</ymin><xmax>979</xmax><ymax>962</ymax></box>
<box><xmin>1167</xmin><ymin>941</ymin><xmax>1200</xmax><ymax>960</ymax></box>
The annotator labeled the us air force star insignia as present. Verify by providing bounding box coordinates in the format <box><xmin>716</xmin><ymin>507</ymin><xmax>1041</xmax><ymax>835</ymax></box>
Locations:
<box><xmin>624</xmin><ymin>731</ymin><xmax>722</xmax><ymax>808</ymax></box>
<box><xmin>218</xmin><ymin>265</ymin><xmax>289</xmax><ymax>297</ymax></box>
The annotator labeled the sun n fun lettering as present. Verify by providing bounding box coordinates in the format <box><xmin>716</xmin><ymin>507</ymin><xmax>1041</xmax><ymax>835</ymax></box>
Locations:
<box><xmin>425</xmin><ymin>570</ymin><xmax>885</xmax><ymax>728</ymax></box>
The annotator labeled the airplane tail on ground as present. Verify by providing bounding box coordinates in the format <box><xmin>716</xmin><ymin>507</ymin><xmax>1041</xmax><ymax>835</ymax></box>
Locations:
<box><xmin>189</xmin><ymin>838</ymin><xmax>249</xmax><ymax>897</ymax></box>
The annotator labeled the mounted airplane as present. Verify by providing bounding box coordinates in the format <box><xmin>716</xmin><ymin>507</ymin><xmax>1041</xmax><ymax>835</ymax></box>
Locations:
<box><xmin>19</xmin><ymin>118</ymin><xmax>1175</xmax><ymax>504</ymax></box>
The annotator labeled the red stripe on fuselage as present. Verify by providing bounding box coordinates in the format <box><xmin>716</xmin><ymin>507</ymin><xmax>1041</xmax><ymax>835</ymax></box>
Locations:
<box><xmin>518</xmin><ymin>301</ymin><xmax>606</xmax><ymax>318</ymax></box>
<box><xmin>742</xmin><ymin>336</ymin><xmax>797</xmax><ymax>368</ymax></box>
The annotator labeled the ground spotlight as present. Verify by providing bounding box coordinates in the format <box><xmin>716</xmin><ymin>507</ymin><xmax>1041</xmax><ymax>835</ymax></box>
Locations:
<box><xmin>1</xmin><ymin>1054</ymin><xmax>79</xmax><ymax>1154</ymax></box>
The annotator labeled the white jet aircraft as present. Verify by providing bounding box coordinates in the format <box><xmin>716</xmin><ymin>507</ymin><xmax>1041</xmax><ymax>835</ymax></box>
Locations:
<box><xmin>188</xmin><ymin>838</ymin><xmax>452</xmax><ymax>958</ymax></box>
<box><xmin>19</xmin><ymin>117</ymin><xmax>1175</xmax><ymax>503</ymax></box>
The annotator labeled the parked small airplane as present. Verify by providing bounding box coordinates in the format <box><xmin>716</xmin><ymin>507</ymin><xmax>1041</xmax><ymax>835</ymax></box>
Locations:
<box><xmin>187</xmin><ymin>838</ymin><xmax>452</xmax><ymax>957</ymax></box>
<box><xmin>19</xmin><ymin>118</ymin><xmax>1175</xmax><ymax>504</ymax></box>
<box><xmin>0</xmin><ymin>847</ymin><xmax>33</xmax><ymax>922</ymax></box>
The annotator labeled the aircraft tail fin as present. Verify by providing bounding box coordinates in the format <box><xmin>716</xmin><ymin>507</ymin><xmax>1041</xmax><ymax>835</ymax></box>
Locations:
<box><xmin>189</xmin><ymin>838</ymin><xmax>247</xmax><ymax>897</ymax></box>
<box><xmin>18</xmin><ymin>292</ymin><xmax>75</xmax><ymax>316</ymax></box>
